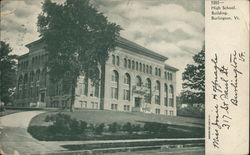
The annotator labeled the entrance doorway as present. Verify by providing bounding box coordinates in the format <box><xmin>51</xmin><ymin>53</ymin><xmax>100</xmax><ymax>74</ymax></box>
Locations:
<box><xmin>135</xmin><ymin>97</ymin><xmax>141</xmax><ymax>107</ymax></box>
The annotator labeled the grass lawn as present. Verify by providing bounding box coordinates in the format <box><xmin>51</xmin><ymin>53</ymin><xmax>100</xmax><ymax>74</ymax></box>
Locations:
<box><xmin>29</xmin><ymin>109</ymin><xmax>204</xmax><ymax>128</ymax></box>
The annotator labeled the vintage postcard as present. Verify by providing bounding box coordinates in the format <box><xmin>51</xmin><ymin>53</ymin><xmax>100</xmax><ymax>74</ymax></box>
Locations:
<box><xmin>0</xmin><ymin>0</ymin><xmax>248</xmax><ymax>155</ymax></box>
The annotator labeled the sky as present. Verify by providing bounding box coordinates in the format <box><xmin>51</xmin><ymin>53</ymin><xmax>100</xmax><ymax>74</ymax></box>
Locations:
<box><xmin>0</xmin><ymin>0</ymin><xmax>204</xmax><ymax>95</ymax></box>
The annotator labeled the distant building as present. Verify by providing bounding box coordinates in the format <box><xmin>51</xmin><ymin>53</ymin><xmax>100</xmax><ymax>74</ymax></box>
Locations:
<box><xmin>15</xmin><ymin>37</ymin><xmax>178</xmax><ymax>116</ymax></box>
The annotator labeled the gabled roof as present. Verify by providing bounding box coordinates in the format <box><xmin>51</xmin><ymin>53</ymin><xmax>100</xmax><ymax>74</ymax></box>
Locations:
<box><xmin>25</xmin><ymin>36</ymin><xmax>168</xmax><ymax>61</ymax></box>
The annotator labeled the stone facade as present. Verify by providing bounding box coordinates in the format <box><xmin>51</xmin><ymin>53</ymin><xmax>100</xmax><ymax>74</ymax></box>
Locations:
<box><xmin>15</xmin><ymin>37</ymin><xmax>178</xmax><ymax>116</ymax></box>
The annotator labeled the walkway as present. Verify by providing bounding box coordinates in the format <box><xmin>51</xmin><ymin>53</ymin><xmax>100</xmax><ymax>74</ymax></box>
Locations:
<box><xmin>0</xmin><ymin>111</ymin><xmax>65</xmax><ymax>155</ymax></box>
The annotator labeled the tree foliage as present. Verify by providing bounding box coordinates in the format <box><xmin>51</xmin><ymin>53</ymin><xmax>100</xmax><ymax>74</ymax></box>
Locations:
<box><xmin>37</xmin><ymin>0</ymin><xmax>121</xmax><ymax>110</ymax></box>
<box><xmin>0</xmin><ymin>41</ymin><xmax>17</xmax><ymax>104</ymax></box>
<box><xmin>182</xmin><ymin>46</ymin><xmax>205</xmax><ymax>104</ymax></box>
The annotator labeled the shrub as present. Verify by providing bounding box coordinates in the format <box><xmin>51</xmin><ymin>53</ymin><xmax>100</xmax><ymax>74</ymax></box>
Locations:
<box><xmin>108</xmin><ymin>122</ymin><xmax>119</xmax><ymax>133</ymax></box>
<box><xmin>132</xmin><ymin>124</ymin><xmax>142</xmax><ymax>132</ymax></box>
<box><xmin>45</xmin><ymin>113</ymin><xmax>87</xmax><ymax>135</ymax></box>
<box><xmin>94</xmin><ymin>123</ymin><xmax>105</xmax><ymax>135</ymax></box>
<box><xmin>123</xmin><ymin>122</ymin><xmax>133</xmax><ymax>133</ymax></box>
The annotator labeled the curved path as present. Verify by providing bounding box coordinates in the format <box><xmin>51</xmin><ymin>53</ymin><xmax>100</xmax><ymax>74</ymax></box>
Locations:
<box><xmin>0</xmin><ymin>111</ymin><xmax>65</xmax><ymax>155</ymax></box>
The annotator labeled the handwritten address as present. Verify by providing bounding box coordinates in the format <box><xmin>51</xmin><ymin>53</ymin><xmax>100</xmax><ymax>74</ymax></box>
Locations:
<box><xmin>210</xmin><ymin>50</ymin><xmax>245</xmax><ymax>148</ymax></box>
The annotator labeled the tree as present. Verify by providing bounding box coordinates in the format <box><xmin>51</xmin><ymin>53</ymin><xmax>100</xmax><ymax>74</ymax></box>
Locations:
<box><xmin>37</xmin><ymin>0</ymin><xmax>121</xmax><ymax>111</ymax></box>
<box><xmin>182</xmin><ymin>46</ymin><xmax>205</xmax><ymax>104</ymax></box>
<box><xmin>0</xmin><ymin>41</ymin><xmax>17</xmax><ymax>104</ymax></box>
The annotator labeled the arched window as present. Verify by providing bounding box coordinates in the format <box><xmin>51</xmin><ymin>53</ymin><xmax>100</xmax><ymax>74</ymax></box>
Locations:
<box><xmin>112</xmin><ymin>55</ymin><xmax>115</xmax><ymax>65</ymax></box>
<box><xmin>124</xmin><ymin>73</ymin><xmax>130</xmax><ymax>84</ymax></box>
<box><xmin>143</xmin><ymin>64</ymin><xmax>145</xmax><ymax>73</ymax></box>
<box><xmin>158</xmin><ymin>68</ymin><xmax>161</xmax><ymax>77</ymax></box>
<box><xmin>169</xmin><ymin>85</ymin><xmax>174</xmax><ymax>107</ymax></box>
<box><xmin>132</xmin><ymin>61</ymin><xmax>135</xmax><ymax>69</ymax></box>
<box><xmin>123</xmin><ymin>73</ymin><xmax>131</xmax><ymax>101</ymax></box>
<box><xmin>136</xmin><ymin>62</ymin><xmax>138</xmax><ymax>71</ymax></box>
<box><xmin>155</xmin><ymin>67</ymin><xmax>158</xmax><ymax>75</ymax></box>
<box><xmin>111</xmin><ymin>70</ymin><xmax>119</xmax><ymax>99</ymax></box>
<box><xmin>155</xmin><ymin>80</ymin><xmax>161</xmax><ymax>105</ymax></box>
<box><xmin>136</xmin><ymin>76</ymin><xmax>142</xmax><ymax>86</ymax></box>
<box><xmin>164</xmin><ymin>84</ymin><xmax>168</xmax><ymax>106</ymax></box>
<box><xmin>145</xmin><ymin>78</ymin><xmax>151</xmax><ymax>103</ymax></box>
<box><xmin>128</xmin><ymin>59</ymin><xmax>131</xmax><ymax>68</ymax></box>
<box><xmin>116</xmin><ymin>56</ymin><xmax>120</xmax><ymax>66</ymax></box>
<box><xmin>139</xmin><ymin>63</ymin><xmax>142</xmax><ymax>72</ymax></box>
<box><xmin>146</xmin><ymin>65</ymin><xmax>149</xmax><ymax>74</ymax></box>
<box><xmin>124</xmin><ymin>58</ymin><xmax>127</xmax><ymax>68</ymax></box>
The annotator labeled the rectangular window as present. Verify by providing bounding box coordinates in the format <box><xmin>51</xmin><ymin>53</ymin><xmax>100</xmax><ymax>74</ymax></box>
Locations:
<box><xmin>124</xmin><ymin>105</ymin><xmax>130</xmax><ymax>111</ymax></box>
<box><xmin>155</xmin><ymin>109</ymin><xmax>160</xmax><ymax>114</ymax></box>
<box><xmin>111</xmin><ymin>104</ymin><xmax>118</xmax><ymax>110</ymax></box>
<box><xmin>169</xmin><ymin>98</ymin><xmax>174</xmax><ymax>107</ymax></box>
<box><xmin>111</xmin><ymin>87</ymin><xmax>118</xmax><ymax>99</ymax></box>
<box><xmin>155</xmin><ymin>95</ymin><xmax>160</xmax><ymax>105</ymax></box>
<box><xmin>123</xmin><ymin>89</ymin><xmax>130</xmax><ymax>101</ymax></box>
<box><xmin>80</xmin><ymin>101</ymin><xmax>87</xmax><ymax>108</ymax></box>
<box><xmin>165</xmin><ymin>110</ymin><xmax>168</xmax><ymax>115</ymax></box>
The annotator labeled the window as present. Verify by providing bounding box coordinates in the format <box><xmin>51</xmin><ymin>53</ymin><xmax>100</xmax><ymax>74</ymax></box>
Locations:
<box><xmin>170</xmin><ymin>73</ymin><xmax>173</xmax><ymax>80</ymax></box>
<box><xmin>124</xmin><ymin>105</ymin><xmax>130</xmax><ymax>111</ymax></box>
<box><xmin>156</xmin><ymin>81</ymin><xmax>160</xmax><ymax>91</ymax></box>
<box><xmin>155</xmin><ymin>81</ymin><xmax>161</xmax><ymax>105</ymax></box>
<box><xmin>111</xmin><ymin>71</ymin><xmax>119</xmax><ymax>99</ymax></box>
<box><xmin>111</xmin><ymin>87</ymin><xmax>118</xmax><ymax>99</ymax></box>
<box><xmin>136</xmin><ymin>62</ymin><xmax>138</xmax><ymax>70</ymax></box>
<box><xmin>139</xmin><ymin>63</ymin><xmax>142</xmax><ymax>72</ymax></box>
<box><xmin>145</xmin><ymin>78</ymin><xmax>151</xmax><ymax>103</ymax></box>
<box><xmin>91</xmin><ymin>102</ymin><xmax>98</xmax><ymax>109</ymax></box>
<box><xmin>124</xmin><ymin>58</ymin><xmax>127</xmax><ymax>68</ymax></box>
<box><xmin>128</xmin><ymin>59</ymin><xmax>131</xmax><ymax>68</ymax></box>
<box><xmin>111</xmin><ymin>104</ymin><xmax>118</xmax><ymax>110</ymax></box>
<box><xmin>155</xmin><ymin>67</ymin><xmax>158</xmax><ymax>75</ymax></box>
<box><xmin>123</xmin><ymin>73</ymin><xmax>131</xmax><ymax>101</ymax></box>
<box><xmin>169</xmin><ymin>110</ymin><xmax>174</xmax><ymax>116</ymax></box>
<box><xmin>83</xmin><ymin>77</ymin><xmax>88</xmax><ymax>96</ymax></box>
<box><xmin>143</xmin><ymin>64</ymin><xmax>145</xmax><ymax>73</ymax></box>
<box><xmin>164</xmin><ymin>84</ymin><xmax>168</xmax><ymax>106</ymax></box>
<box><xmin>146</xmin><ymin>65</ymin><xmax>149</xmax><ymax>73</ymax></box>
<box><xmin>116</xmin><ymin>56</ymin><xmax>120</xmax><ymax>66</ymax></box>
<box><xmin>136</xmin><ymin>76</ymin><xmax>142</xmax><ymax>86</ymax></box>
<box><xmin>158</xmin><ymin>68</ymin><xmax>161</xmax><ymax>77</ymax></box>
<box><xmin>155</xmin><ymin>109</ymin><xmax>160</xmax><ymax>114</ymax></box>
<box><xmin>155</xmin><ymin>95</ymin><xmax>160</xmax><ymax>105</ymax></box>
<box><xmin>149</xmin><ymin>66</ymin><xmax>152</xmax><ymax>74</ymax></box>
<box><xmin>112</xmin><ymin>55</ymin><xmax>115</xmax><ymax>65</ymax></box>
<box><xmin>112</xmin><ymin>71</ymin><xmax>118</xmax><ymax>82</ymax></box>
<box><xmin>165</xmin><ymin>110</ymin><xmax>168</xmax><ymax>115</ymax></box>
<box><xmin>164</xmin><ymin>72</ymin><xmax>167</xmax><ymax>79</ymax></box>
<box><xmin>123</xmin><ymin>89</ymin><xmax>130</xmax><ymax>100</ymax></box>
<box><xmin>80</xmin><ymin>101</ymin><xmax>87</xmax><ymax>108</ymax></box>
<box><xmin>132</xmin><ymin>61</ymin><xmax>135</xmax><ymax>69</ymax></box>
<box><xmin>164</xmin><ymin>97</ymin><xmax>168</xmax><ymax>106</ymax></box>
